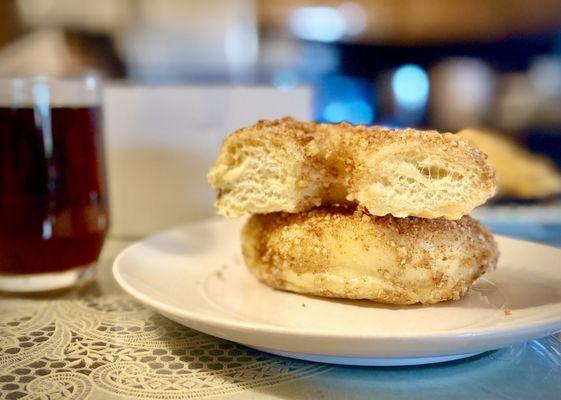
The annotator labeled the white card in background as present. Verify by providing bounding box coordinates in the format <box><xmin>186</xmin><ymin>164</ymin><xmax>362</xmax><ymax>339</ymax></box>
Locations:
<box><xmin>103</xmin><ymin>85</ymin><xmax>312</xmax><ymax>238</ymax></box>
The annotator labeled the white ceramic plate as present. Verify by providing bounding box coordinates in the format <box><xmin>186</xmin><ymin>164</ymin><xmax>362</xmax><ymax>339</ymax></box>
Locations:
<box><xmin>113</xmin><ymin>218</ymin><xmax>561</xmax><ymax>366</ymax></box>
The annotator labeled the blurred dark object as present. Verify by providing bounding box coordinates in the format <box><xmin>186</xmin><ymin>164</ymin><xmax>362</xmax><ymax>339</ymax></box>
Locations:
<box><xmin>259</xmin><ymin>0</ymin><xmax>561</xmax><ymax>44</ymax></box>
<box><xmin>0</xmin><ymin>1</ymin><xmax>21</xmax><ymax>46</ymax></box>
<box><xmin>65</xmin><ymin>30</ymin><xmax>125</xmax><ymax>79</ymax></box>
<box><xmin>0</xmin><ymin>0</ymin><xmax>127</xmax><ymax>78</ymax></box>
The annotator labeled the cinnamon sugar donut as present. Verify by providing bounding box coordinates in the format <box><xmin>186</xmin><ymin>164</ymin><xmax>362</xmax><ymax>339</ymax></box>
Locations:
<box><xmin>241</xmin><ymin>206</ymin><xmax>498</xmax><ymax>305</ymax></box>
<box><xmin>458</xmin><ymin>128</ymin><xmax>561</xmax><ymax>199</ymax></box>
<box><xmin>208</xmin><ymin>118</ymin><xmax>496</xmax><ymax>220</ymax></box>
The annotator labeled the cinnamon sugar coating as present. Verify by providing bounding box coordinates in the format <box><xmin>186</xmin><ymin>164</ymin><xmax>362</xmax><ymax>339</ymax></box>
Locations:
<box><xmin>241</xmin><ymin>206</ymin><xmax>498</xmax><ymax>304</ymax></box>
<box><xmin>208</xmin><ymin>117</ymin><xmax>496</xmax><ymax>219</ymax></box>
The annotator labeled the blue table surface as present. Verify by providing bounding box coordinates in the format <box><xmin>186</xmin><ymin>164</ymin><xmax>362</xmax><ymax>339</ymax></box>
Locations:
<box><xmin>302</xmin><ymin>337</ymin><xmax>561</xmax><ymax>399</ymax></box>
<box><xmin>486</xmin><ymin>222</ymin><xmax>561</xmax><ymax>248</ymax></box>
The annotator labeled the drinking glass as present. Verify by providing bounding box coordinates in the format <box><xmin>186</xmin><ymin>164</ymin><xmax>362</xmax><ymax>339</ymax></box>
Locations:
<box><xmin>0</xmin><ymin>76</ymin><xmax>109</xmax><ymax>293</ymax></box>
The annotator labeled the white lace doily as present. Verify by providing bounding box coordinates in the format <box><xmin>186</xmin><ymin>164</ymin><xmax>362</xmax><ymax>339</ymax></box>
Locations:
<box><xmin>0</xmin><ymin>295</ymin><xmax>331</xmax><ymax>399</ymax></box>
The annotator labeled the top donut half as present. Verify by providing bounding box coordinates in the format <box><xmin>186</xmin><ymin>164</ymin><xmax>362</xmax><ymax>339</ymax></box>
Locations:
<box><xmin>207</xmin><ymin>117</ymin><xmax>497</xmax><ymax>219</ymax></box>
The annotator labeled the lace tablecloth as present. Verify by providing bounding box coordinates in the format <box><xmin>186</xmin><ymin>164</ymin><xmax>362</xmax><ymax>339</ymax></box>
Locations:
<box><xmin>1</xmin><ymin>239</ymin><xmax>561</xmax><ymax>400</ymax></box>
<box><xmin>0</xmin><ymin>295</ymin><xmax>331</xmax><ymax>399</ymax></box>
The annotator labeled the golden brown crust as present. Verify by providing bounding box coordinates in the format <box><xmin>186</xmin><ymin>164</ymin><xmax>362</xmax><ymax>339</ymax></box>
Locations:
<box><xmin>208</xmin><ymin>117</ymin><xmax>497</xmax><ymax>219</ymax></box>
<box><xmin>241</xmin><ymin>206</ymin><xmax>499</xmax><ymax>305</ymax></box>
<box><xmin>458</xmin><ymin>128</ymin><xmax>561</xmax><ymax>199</ymax></box>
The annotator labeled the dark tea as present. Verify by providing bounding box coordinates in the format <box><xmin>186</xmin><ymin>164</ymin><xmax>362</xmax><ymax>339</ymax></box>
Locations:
<box><xmin>0</xmin><ymin>106</ymin><xmax>109</xmax><ymax>276</ymax></box>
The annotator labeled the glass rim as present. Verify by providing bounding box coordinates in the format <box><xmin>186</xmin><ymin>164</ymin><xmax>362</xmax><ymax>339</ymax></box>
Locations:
<box><xmin>0</xmin><ymin>74</ymin><xmax>102</xmax><ymax>86</ymax></box>
<box><xmin>0</xmin><ymin>74</ymin><xmax>103</xmax><ymax>106</ymax></box>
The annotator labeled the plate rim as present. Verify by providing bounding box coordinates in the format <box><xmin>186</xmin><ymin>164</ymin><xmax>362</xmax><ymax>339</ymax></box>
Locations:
<box><xmin>113</xmin><ymin>218</ymin><xmax>561</xmax><ymax>343</ymax></box>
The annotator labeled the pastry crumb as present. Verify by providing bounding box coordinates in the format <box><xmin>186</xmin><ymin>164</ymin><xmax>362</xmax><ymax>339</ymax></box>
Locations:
<box><xmin>503</xmin><ymin>306</ymin><xmax>511</xmax><ymax>316</ymax></box>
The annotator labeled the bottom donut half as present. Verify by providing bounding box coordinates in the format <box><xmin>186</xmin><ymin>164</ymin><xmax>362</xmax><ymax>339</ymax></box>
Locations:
<box><xmin>241</xmin><ymin>207</ymin><xmax>498</xmax><ymax>305</ymax></box>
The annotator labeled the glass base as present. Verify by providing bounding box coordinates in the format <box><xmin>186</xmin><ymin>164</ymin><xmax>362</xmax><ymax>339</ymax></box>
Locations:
<box><xmin>0</xmin><ymin>264</ymin><xmax>96</xmax><ymax>293</ymax></box>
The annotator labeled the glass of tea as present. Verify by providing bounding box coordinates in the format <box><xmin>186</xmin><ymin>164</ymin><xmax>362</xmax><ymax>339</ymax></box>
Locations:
<box><xmin>0</xmin><ymin>76</ymin><xmax>109</xmax><ymax>293</ymax></box>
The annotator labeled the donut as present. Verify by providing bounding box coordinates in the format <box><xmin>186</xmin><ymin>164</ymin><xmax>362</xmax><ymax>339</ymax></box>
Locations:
<box><xmin>458</xmin><ymin>128</ymin><xmax>561</xmax><ymax>199</ymax></box>
<box><xmin>241</xmin><ymin>206</ymin><xmax>498</xmax><ymax>305</ymax></box>
<box><xmin>208</xmin><ymin>118</ymin><xmax>496</xmax><ymax>220</ymax></box>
